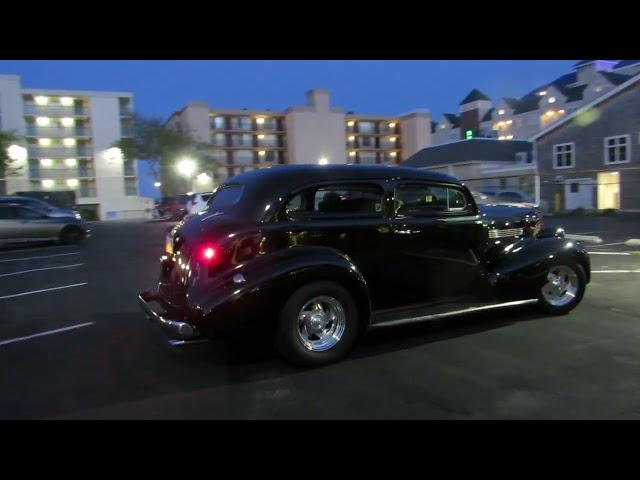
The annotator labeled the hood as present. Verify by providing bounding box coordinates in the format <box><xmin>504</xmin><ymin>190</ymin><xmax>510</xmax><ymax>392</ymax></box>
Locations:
<box><xmin>479</xmin><ymin>204</ymin><xmax>538</xmax><ymax>225</ymax></box>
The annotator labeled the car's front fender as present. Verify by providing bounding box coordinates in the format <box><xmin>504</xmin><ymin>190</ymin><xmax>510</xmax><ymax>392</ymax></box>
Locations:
<box><xmin>487</xmin><ymin>237</ymin><xmax>590</xmax><ymax>298</ymax></box>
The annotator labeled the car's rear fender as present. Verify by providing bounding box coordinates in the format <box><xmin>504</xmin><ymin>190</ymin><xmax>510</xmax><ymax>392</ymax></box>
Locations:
<box><xmin>186</xmin><ymin>246</ymin><xmax>372</xmax><ymax>337</ymax></box>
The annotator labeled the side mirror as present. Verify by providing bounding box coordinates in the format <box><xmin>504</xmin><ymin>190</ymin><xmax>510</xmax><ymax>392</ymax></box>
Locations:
<box><xmin>537</xmin><ymin>226</ymin><xmax>565</xmax><ymax>239</ymax></box>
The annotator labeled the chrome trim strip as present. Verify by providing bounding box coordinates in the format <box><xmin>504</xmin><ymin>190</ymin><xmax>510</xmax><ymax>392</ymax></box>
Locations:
<box><xmin>137</xmin><ymin>294</ymin><xmax>201</xmax><ymax>339</ymax></box>
<box><xmin>370</xmin><ymin>299</ymin><xmax>539</xmax><ymax>329</ymax></box>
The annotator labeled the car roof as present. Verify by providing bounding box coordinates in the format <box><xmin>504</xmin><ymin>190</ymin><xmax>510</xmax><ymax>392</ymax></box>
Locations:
<box><xmin>226</xmin><ymin>164</ymin><xmax>462</xmax><ymax>192</ymax></box>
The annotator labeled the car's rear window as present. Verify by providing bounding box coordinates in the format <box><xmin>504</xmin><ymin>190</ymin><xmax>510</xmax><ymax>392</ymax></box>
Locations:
<box><xmin>206</xmin><ymin>185</ymin><xmax>244</xmax><ymax>212</ymax></box>
<box><xmin>285</xmin><ymin>184</ymin><xmax>383</xmax><ymax>219</ymax></box>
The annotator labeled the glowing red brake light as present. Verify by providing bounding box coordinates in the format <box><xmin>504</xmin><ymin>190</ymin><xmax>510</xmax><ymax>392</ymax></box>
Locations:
<box><xmin>202</xmin><ymin>246</ymin><xmax>216</xmax><ymax>261</ymax></box>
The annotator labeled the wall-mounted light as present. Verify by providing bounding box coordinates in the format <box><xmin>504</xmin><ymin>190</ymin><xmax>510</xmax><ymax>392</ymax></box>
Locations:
<box><xmin>256</xmin><ymin>117</ymin><xmax>265</xmax><ymax>125</ymax></box>
<box><xmin>318</xmin><ymin>157</ymin><xmax>329</xmax><ymax>165</ymax></box>
<box><xmin>40</xmin><ymin>158</ymin><xmax>53</xmax><ymax>167</ymax></box>
<box><xmin>389</xmin><ymin>137</ymin><xmax>397</xmax><ymax>142</ymax></box>
<box><xmin>538</xmin><ymin>91</ymin><xmax>547</xmax><ymax>96</ymax></box>
<box><xmin>548</xmin><ymin>96</ymin><xmax>556</xmax><ymax>104</ymax></box>
<box><xmin>390</xmin><ymin>152</ymin><xmax>397</xmax><ymax>157</ymax></box>
<box><xmin>61</xmin><ymin>117</ymin><xmax>75</xmax><ymax>127</ymax></box>
<box><xmin>257</xmin><ymin>134</ymin><xmax>265</xmax><ymax>139</ymax></box>
<box><xmin>348</xmin><ymin>135</ymin><xmax>355</xmax><ymax>141</ymax></box>
<box><xmin>60</xmin><ymin>97</ymin><xmax>74</xmax><ymax>106</ymax></box>
<box><xmin>66</xmin><ymin>178</ymin><xmax>79</xmax><ymax>188</ymax></box>
<box><xmin>36</xmin><ymin>117</ymin><xmax>50</xmax><ymax>126</ymax></box>
<box><xmin>498</xmin><ymin>109</ymin><xmax>505</xmax><ymax>115</ymax></box>
<box><xmin>65</xmin><ymin>158</ymin><xmax>77</xmax><ymax>167</ymax></box>
<box><xmin>42</xmin><ymin>179</ymin><xmax>54</xmax><ymax>188</ymax></box>
<box><xmin>347</xmin><ymin>121</ymin><xmax>355</xmax><ymax>127</ymax></box>
<box><xmin>349</xmin><ymin>151</ymin><xmax>356</xmax><ymax>157</ymax></box>
<box><xmin>34</xmin><ymin>96</ymin><xmax>49</xmax><ymax>105</ymax></box>
<box><xmin>389</xmin><ymin>122</ymin><xmax>396</xmax><ymax>128</ymax></box>
<box><xmin>38</xmin><ymin>138</ymin><xmax>52</xmax><ymax>146</ymax></box>
<box><xmin>63</xmin><ymin>138</ymin><xmax>76</xmax><ymax>147</ymax></box>
<box><xmin>258</xmin><ymin>150</ymin><xmax>266</xmax><ymax>156</ymax></box>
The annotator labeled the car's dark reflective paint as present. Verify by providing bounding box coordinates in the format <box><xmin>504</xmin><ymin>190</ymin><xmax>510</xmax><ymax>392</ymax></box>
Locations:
<box><xmin>139</xmin><ymin>165</ymin><xmax>590</xmax><ymax>366</ymax></box>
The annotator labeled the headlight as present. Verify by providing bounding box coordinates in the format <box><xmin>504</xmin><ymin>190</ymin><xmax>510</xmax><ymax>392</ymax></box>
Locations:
<box><xmin>74</xmin><ymin>212</ymin><xmax>82</xmax><ymax>220</ymax></box>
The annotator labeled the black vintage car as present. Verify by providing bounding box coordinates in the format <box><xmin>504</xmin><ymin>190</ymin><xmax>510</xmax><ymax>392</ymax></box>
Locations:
<box><xmin>139</xmin><ymin>165</ymin><xmax>590</xmax><ymax>367</ymax></box>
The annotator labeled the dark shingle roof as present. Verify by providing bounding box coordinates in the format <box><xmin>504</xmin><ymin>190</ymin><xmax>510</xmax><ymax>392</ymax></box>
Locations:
<box><xmin>600</xmin><ymin>71</ymin><xmax>633</xmax><ymax>86</ymax></box>
<box><xmin>481</xmin><ymin>108</ymin><xmax>494</xmax><ymax>122</ymax></box>
<box><xmin>402</xmin><ymin>139</ymin><xmax>532</xmax><ymax>168</ymax></box>
<box><xmin>503</xmin><ymin>98</ymin><xmax>520</xmax><ymax>110</ymax></box>
<box><xmin>443</xmin><ymin>113</ymin><xmax>460</xmax><ymax>128</ymax></box>
<box><xmin>564</xmin><ymin>84</ymin><xmax>588</xmax><ymax>102</ymax></box>
<box><xmin>614</xmin><ymin>60</ymin><xmax>640</xmax><ymax>70</ymax></box>
<box><xmin>513</xmin><ymin>94</ymin><xmax>540</xmax><ymax>114</ymax></box>
<box><xmin>459</xmin><ymin>89</ymin><xmax>491</xmax><ymax>105</ymax></box>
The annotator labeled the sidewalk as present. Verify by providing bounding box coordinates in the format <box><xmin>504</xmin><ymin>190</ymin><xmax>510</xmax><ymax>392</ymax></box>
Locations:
<box><xmin>543</xmin><ymin>212</ymin><xmax>640</xmax><ymax>245</ymax></box>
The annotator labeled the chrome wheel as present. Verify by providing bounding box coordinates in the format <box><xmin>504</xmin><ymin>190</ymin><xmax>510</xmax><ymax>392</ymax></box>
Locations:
<box><xmin>296</xmin><ymin>296</ymin><xmax>346</xmax><ymax>352</ymax></box>
<box><xmin>541</xmin><ymin>265</ymin><xmax>579</xmax><ymax>307</ymax></box>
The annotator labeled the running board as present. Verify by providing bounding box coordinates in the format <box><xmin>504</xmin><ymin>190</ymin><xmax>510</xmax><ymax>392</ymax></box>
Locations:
<box><xmin>369</xmin><ymin>299</ymin><xmax>539</xmax><ymax>329</ymax></box>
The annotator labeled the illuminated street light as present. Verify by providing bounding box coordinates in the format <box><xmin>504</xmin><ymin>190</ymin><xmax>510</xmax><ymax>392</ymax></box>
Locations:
<box><xmin>7</xmin><ymin>144</ymin><xmax>27</xmax><ymax>162</ymax></box>
<box><xmin>176</xmin><ymin>157</ymin><xmax>197</xmax><ymax>177</ymax></box>
<box><xmin>154</xmin><ymin>181</ymin><xmax>162</xmax><ymax>188</ymax></box>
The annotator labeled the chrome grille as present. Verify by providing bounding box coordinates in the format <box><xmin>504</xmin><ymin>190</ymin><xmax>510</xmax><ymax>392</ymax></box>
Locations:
<box><xmin>488</xmin><ymin>227</ymin><xmax>524</xmax><ymax>239</ymax></box>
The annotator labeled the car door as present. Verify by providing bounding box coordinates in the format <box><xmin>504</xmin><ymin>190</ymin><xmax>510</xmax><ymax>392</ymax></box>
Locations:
<box><xmin>279</xmin><ymin>181</ymin><xmax>394</xmax><ymax>310</ymax></box>
<box><xmin>0</xmin><ymin>204</ymin><xmax>19</xmax><ymax>241</ymax></box>
<box><xmin>388</xmin><ymin>181</ymin><xmax>486</xmax><ymax>307</ymax></box>
<box><xmin>11</xmin><ymin>205</ymin><xmax>57</xmax><ymax>240</ymax></box>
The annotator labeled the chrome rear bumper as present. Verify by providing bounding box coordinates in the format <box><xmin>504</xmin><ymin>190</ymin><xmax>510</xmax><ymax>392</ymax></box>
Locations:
<box><xmin>138</xmin><ymin>293</ymin><xmax>201</xmax><ymax>340</ymax></box>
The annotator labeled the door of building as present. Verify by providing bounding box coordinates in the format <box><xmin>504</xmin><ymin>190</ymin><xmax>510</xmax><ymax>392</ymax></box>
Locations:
<box><xmin>564</xmin><ymin>178</ymin><xmax>595</xmax><ymax>210</ymax></box>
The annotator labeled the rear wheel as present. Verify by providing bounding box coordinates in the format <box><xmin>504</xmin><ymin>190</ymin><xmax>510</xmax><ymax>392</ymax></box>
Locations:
<box><xmin>538</xmin><ymin>263</ymin><xmax>586</xmax><ymax>315</ymax></box>
<box><xmin>60</xmin><ymin>226</ymin><xmax>83</xmax><ymax>245</ymax></box>
<box><xmin>276</xmin><ymin>281</ymin><xmax>359</xmax><ymax>367</ymax></box>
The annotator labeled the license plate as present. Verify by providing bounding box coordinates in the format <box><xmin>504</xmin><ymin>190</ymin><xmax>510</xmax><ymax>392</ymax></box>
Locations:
<box><xmin>165</xmin><ymin>233</ymin><xmax>173</xmax><ymax>254</ymax></box>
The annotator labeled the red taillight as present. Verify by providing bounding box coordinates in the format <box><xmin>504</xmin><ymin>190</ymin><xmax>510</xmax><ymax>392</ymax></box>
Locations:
<box><xmin>202</xmin><ymin>246</ymin><xmax>216</xmax><ymax>261</ymax></box>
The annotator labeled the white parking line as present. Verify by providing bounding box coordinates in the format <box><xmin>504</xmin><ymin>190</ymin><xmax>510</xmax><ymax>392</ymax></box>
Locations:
<box><xmin>592</xmin><ymin>270</ymin><xmax>640</xmax><ymax>273</ymax></box>
<box><xmin>0</xmin><ymin>252</ymin><xmax>80</xmax><ymax>263</ymax></box>
<box><xmin>0</xmin><ymin>263</ymin><xmax>84</xmax><ymax>278</ymax></box>
<box><xmin>0</xmin><ymin>322</ymin><xmax>94</xmax><ymax>347</ymax></box>
<box><xmin>588</xmin><ymin>251</ymin><xmax>632</xmax><ymax>256</ymax></box>
<box><xmin>0</xmin><ymin>282</ymin><xmax>87</xmax><ymax>300</ymax></box>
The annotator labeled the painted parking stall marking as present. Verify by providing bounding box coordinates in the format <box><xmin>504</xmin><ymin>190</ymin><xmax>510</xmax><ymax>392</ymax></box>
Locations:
<box><xmin>0</xmin><ymin>322</ymin><xmax>94</xmax><ymax>347</ymax></box>
<box><xmin>0</xmin><ymin>252</ymin><xmax>80</xmax><ymax>263</ymax></box>
<box><xmin>0</xmin><ymin>263</ymin><xmax>84</xmax><ymax>278</ymax></box>
<box><xmin>0</xmin><ymin>282</ymin><xmax>88</xmax><ymax>300</ymax></box>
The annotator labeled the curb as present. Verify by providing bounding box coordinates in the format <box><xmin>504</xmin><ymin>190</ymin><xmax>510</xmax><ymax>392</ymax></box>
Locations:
<box><xmin>565</xmin><ymin>234</ymin><xmax>603</xmax><ymax>244</ymax></box>
<box><xmin>625</xmin><ymin>239</ymin><xmax>640</xmax><ymax>247</ymax></box>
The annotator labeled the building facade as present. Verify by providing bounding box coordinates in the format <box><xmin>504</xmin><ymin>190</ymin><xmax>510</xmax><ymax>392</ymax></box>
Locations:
<box><xmin>534</xmin><ymin>75</ymin><xmax>640</xmax><ymax>212</ymax></box>
<box><xmin>165</xmin><ymin>89</ymin><xmax>432</xmax><ymax>191</ymax></box>
<box><xmin>0</xmin><ymin>74</ymin><xmax>153</xmax><ymax>220</ymax></box>
<box><xmin>431</xmin><ymin>60</ymin><xmax>640</xmax><ymax>146</ymax></box>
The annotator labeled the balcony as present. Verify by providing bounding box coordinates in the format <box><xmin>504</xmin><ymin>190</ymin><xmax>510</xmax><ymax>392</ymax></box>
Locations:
<box><xmin>120</xmin><ymin>105</ymin><xmax>133</xmax><ymax>116</ymax></box>
<box><xmin>25</xmin><ymin>126</ymin><xmax>91</xmax><ymax>138</ymax></box>
<box><xmin>24</xmin><ymin>104</ymin><xmax>89</xmax><ymax>117</ymax></box>
<box><xmin>28</xmin><ymin>146</ymin><xmax>90</xmax><ymax>158</ymax></box>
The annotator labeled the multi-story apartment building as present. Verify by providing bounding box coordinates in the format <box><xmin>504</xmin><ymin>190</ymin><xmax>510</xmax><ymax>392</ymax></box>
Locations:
<box><xmin>431</xmin><ymin>60</ymin><xmax>640</xmax><ymax>145</ymax></box>
<box><xmin>165</xmin><ymin>89</ymin><xmax>432</xmax><ymax>191</ymax></box>
<box><xmin>0</xmin><ymin>75</ymin><xmax>153</xmax><ymax>220</ymax></box>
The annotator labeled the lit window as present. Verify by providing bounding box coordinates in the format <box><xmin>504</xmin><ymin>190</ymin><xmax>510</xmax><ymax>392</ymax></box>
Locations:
<box><xmin>66</xmin><ymin>178</ymin><xmax>79</xmax><ymax>188</ymax></box>
<box><xmin>60</xmin><ymin>97</ymin><xmax>74</xmax><ymax>106</ymax></box>
<box><xmin>498</xmin><ymin>109</ymin><xmax>505</xmax><ymax>115</ymax></box>
<box><xmin>42</xmin><ymin>179</ymin><xmax>54</xmax><ymax>189</ymax></box>
<box><xmin>256</xmin><ymin>117</ymin><xmax>265</xmax><ymax>125</ymax></box>
<box><xmin>63</xmin><ymin>138</ymin><xmax>76</xmax><ymax>147</ymax></box>
<box><xmin>38</xmin><ymin>138</ymin><xmax>52</xmax><ymax>146</ymax></box>
<box><xmin>36</xmin><ymin>117</ymin><xmax>50</xmax><ymax>126</ymax></box>
<box><xmin>65</xmin><ymin>158</ymin><xmax>77</xmax><ymax>167</ymax></box>
<box><xmin>539</xmin><ymin>91</ymin><xmax>547</xmax><ymax>96</ymax></box>
<box><xmin>347</xmin><ymin>121</ymin><xmax>355</xmax><ymax>127</ymax></box>
<box><xmin>257</xmin><ymin>134</ymin><xmax>265</xmax><ymax>139</ymax></box>
<box><xmin>34</xmin><ymin>96</ymin><xmax>49</xmax><ymax>105</ymax></box>
<box><xmin>548</xmin><ymin>96</ymin><xmax>556</xmax><ymax>104</ymax></box>
<box><xmin>40</xmin><ymin>158</ymin><xmax>53</xmax><ymax>167</ymax></box>
<box><xmin>61</xmin><ymin>117</ymin><xmax>75</xmax><ymax>127</ymax></box>
<box><xmin>349</xmin><ymin>151</ymin><xmax>356</xmax><ymax>157</ymax></box>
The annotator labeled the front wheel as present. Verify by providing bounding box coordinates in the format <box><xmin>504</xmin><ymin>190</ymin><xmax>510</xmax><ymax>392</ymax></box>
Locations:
<box><xmin>60</xmin><ymin>227</ymin><xmax>84</xmax><ymax>245</ymax></box>
<box><xmin>538</xmin><ymin>263</ymin><xmax>586</xmax><ymax>315</ymax></box>
<box><xmin>276</xmin><ymin>281</ymin><xmax>359</xmax><ymax>367</ymax></box>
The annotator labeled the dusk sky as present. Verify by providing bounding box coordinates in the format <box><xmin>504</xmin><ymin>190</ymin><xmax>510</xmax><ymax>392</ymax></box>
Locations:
<box><xmin>0</xmin><ymin>60</ymin><xmax>577</xmax><ymax>197</ymax></box>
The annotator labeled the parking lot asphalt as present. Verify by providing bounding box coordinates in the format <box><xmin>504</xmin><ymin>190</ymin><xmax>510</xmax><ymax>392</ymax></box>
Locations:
<box><xmin>1</xmin><ymin>219</ymin><xmax>639</xmax><ymax>419</ymax></box>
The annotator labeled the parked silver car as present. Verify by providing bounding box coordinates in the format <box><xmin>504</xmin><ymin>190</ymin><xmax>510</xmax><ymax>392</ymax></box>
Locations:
<box><xmin>0</xmin><ymin>196</ymin><xmax>81</xmax><ymax>219</ymax></box>
<box><xmin>0</xmin><ymin>203</ymin><xmax>89</xmax><ymax>245</ymax></box>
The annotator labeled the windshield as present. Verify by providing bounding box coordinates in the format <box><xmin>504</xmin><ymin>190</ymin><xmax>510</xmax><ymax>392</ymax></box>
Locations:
<box><xmin>205</xmin><ymin>185</ymin><xmax>244</xmax><ymax>213</ymax></box>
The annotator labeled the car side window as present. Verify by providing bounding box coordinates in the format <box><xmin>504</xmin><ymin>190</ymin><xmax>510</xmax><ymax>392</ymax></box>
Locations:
<box><xmin>394</xmin><ymin>183</ymin><xmax>469</xmax><ymax>217</ymax></box>
<box><xmin>13</xmin><ymin>206</ymin><xmax>44</xmax><ymax>219</ymax></box>
<box><xmin>285</xmin><ymin>184</ymin><xmax>383</xmax><ymax>219</ymax></box>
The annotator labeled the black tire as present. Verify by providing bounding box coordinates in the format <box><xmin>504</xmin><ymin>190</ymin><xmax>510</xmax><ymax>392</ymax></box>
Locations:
<box><xmin>537</xmin><ymin>263</ymin><xmax>586</xmax><ymax>315</ymax></box>
<box><xmin>276</xmin><ymin>281</ymin><xmax>359</xmax><ymax>367</ymax></box>
<box><xmin>60</xmin><ymin>226</ymin><xmax>83</xmax><ymax>245</ymax></box>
